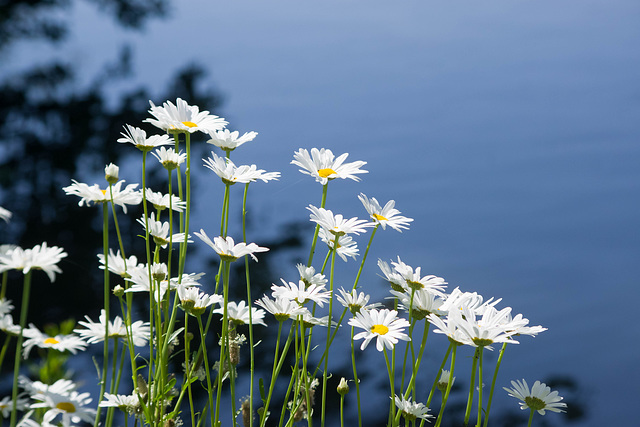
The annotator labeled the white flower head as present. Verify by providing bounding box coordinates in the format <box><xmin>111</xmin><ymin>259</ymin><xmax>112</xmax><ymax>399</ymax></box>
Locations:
<box><xmin>203</xmin><ymin>152</ymin><xmax>280</xmax><ymax>185</ymax></box>
<box><xmin>178</xmin><ymin>287</ymin><xmax>222</xmax><ymax>316</ymax></box>
<box><xmin>31</xmin><ymin>390</ymin><xmax>95</xmax><ymax>426</ymax></box>
<box><xmin>98</xmin><ymin>249</ymin><xmax>140</xmax><ymax>278</ymax></box>
<box><xmin>74</xmin><ymin>310</ymin><xmax>150</xmax><ymax>347</ymax></box>
<box><xmin>349</xmin><ymin>308</ymin><xmax>410</xmax><ymax>352</ymax></box>
<box><xmin>307</xmin><ymin>205</ymin><xmax>373</xmax><ymax>237</ymax></box>
<box><xmin>0</xmin><ymin>206</ymin><xmax>12</xmax><ymax>223</ymax></box>
<box><xmin>117</xmin><ymin>124</ymin><xmax>174</xmax><ymax>151</ymax></box>
<box><xmin>255</xmin><ymin>296</ymin><xmax>308</xmax><ymax>322</ymax></box>
<box><xmin>337</xmin><ymin>288</ymin><xmax>381</xmax><ymax>315</ymax></box>
<box><xmin>145</xmin><ymin>98</ymin><xmax>227</xmax><ymax>133</ymax></box>
<box><xmin>318</xmin><ymin>228</ymin><xmax>359</xmax><ymax>262</ymax></box>
<box><xmin>358</xmin><ymin>193</ymin><xmax>413</xmax><ymax>232</ymax></box>
<box><xmin>206</xmin><ymin>128</ymin><xmax>258</xmax><ymax>152</ymax></box>
<box><xmin>143</xmin><ymin>188</ymin><xmax>186</xmax><ymax>212</ymax></box>
<box><xmin>296</xmin><ymin>263</ymin><xmax>328</xmax><ymax>288</ymax></box>
<box><xmin>195</xmin><ymin>230</ymin><xmax>269</xmax><ymax>262</ymax></box>
<box><xmin>213</xmin><ymin>300</ymin><xmax>266</xmax><ymax>326</ymax></box>
<box><xmin>271</xmin><ymin>279</ymin><xmax>331</xmax><ymax>308</ymax></box>
<box><xmin>152</xmin><ymin>146</ymin><xmax>186</xmax><ymax>171</ymax></box>
<box><xmin>393</xmin><ymin>395</ymin><xmax>433</xmax><ymax>422</ymax></box>
<box><xmin>63</xmin><ymin>179</ymin><xmax>142</xmax><ymax>213</ymax></box>
<box><xmin>0</xmin><ymin>242</ymin><xmax>67</xmax><ymax>282</ymax></box>
<box><xmin>137</xmin><ymin>212</ymin><xmax>191</xmax><ymax>248</ymax></box>
<box><xmin>291</xmin><ymin>148</ymin><xmax>368</xmax><ymax>185</ymax></box>
<box><xmin>22</xmin><ymin>327</ymin><xmax>87</xmax><ymax>358</ymax></box>
<box><xmin>504</xmin><ymin>379</ymin><xmax>567</xmax><ymax>415</ymax></box>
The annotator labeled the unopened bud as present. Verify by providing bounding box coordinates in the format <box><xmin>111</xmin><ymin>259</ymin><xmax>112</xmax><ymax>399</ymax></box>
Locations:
<box><xmin>337</xmin><ymin>377</ymin><xmax>349</xmax><ymax>396</ymax></box>
<box><xmin>105</xmin><ymin>163</ymin><xmax>119</xmax><ymax>184</ymax></box>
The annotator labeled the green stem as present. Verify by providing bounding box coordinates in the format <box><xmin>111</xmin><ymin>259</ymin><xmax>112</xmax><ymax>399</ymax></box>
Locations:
<box><xmin>10</xmin><ymin>271</ymin><xmax>31</xmax><ymax>427</ymax></box>
<box><xmin>464</xmin><ymin>347</ymin><xmax>481</xmax><ymax>425</ymax></box>
<box><xmin>95</xmin><ymin>201</ymin><xmax>111</xmax><ymax>427</ymax></box>
<box><xmin>434</xmin><ymin>344</ymin><xmax>457</xmax><ymax>427</ymax></box>
<box><xmin>527</xmin><ymin>408</ymin><xmax>535</xmax><ymax>427</ymax></box>
<box><xmin>350</xmin><ymin>326</ymin><xmax>362</xmax><ymax>427</ymax></box>
<box><xmin>482</xmin><ymin>343</ymin><xmax>508</xmax><ymax>427</ymax></box>
<box><xmin>306</xmin><ymin>184</ymin><xmax>328</xmax><ymax>266</ymax></box>
<box><xmin>477</xmin><ymin>347</ymin><xmax>484</xmax><ymax>427</ymax></box>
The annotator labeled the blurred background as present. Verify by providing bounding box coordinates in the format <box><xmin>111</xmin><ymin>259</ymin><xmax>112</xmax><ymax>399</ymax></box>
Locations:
<box><xmin>1</xmin><ymin>0</ymin><xmax>639</xmax><ymax>425</ymax></box>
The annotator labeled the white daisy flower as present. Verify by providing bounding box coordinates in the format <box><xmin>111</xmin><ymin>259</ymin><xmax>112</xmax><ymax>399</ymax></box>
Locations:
<box><xmin>378</xmin><ymin>259</ymin><xmax>406</xmax><ymax>292</ymax></box>
<box><xmin>307</xmin><ymin>205</ymin><xmax>373</xmax><ymax>237</ymax></box>
<box><xmin>0</xmin><ymin>298</ymin><xmax>14</xmax><ymax>316</ymax></box>
<box><xmin>143</xmin><ymin>188</ymin><xmax>186</xmax><ymax>212</ymax></box>
<box><xmin>271</xmin><ymin>279</ymin><xmax>331</xmax><ymax>308</ymax></box>
<box><xmin>206</xmin><ymin>128</ymin><xmax>258</xmax><ymax>152</ymax></box>
<box><xmin>117</xmin><ymin>124</ymin><xmax>174</xmax><ymax>151</ymax></box>
<box><xmin>390</xmin><ymin>257</ymin><xmax>447</xmax><ymax>295</ymax></box>
<box><xmin>0</xmin><ymin>206</ymin><xmax>11</xmax><ymax>223</ymax></box>
<box><xmin>22</xmin><ymin>327</ymin><xmax>87</xmax><ymax>358</ymax></box>
<box><xmin>137</xmin><ymin>212</ymin><xmax>191</xmax><ymax>249</ymax></box>
<box><xmin>390</xmin><ymin>288</ymin><xmax>445</xmax><ymax>320</ymax></box>
<box><xmin>336</xmin><ymin>288</ymin><xmax>381</xmax><ymax>314</ymax></box>
<box><xmin>393</xmin><ymin>395</ymin><xmax>434</xmax><ymax>422</ymax></box>
<box><xmin>437</xmin><ymin>369</ymin><xmax>456</xmax><ymax>392</ymax></box>
<box><xmin>194</xmin><ymin>230</ymin><xmax>269</xmax><ymax>262</ymax></box>
<box><xmin>178</xmin><ymin>287</ymin><xmax>222</xmax><ymax>316</ymax></box>
<box><xmin>318</xmin><ymin>228</ymin><xmax>359</xmax><ymax>262</ymax></box>
<box><xmin>0</xmin><ymin>242</ymin><xmax>67</xmax><ymax>282</ymax></box>
<box><xmin>358</xmin><ymin>193</ymin><xmax>413</xmax><ymax>232</ymax></box>
<box><xmin>62</xmin><ymin>179</ymin><xmax>142</xmax><ymax>213</ymax></box>
<box><xmin>426</xmin><ymin>309</ymin><xmax>469</xmax><ymax>346</ymax></box>
<box><xmin>255</xmin><ymin>296</ymin><xmax>308</xmax><ymax>322</ymax></box>
<box><xmin>213</xmin><ymin>300</ymin><xmax>266</xmax><ymax>326</ymax></box>
<box><xmin>0</xmin><ymin>395</ymin><xmax>29</xmax><ymax>418</ymax></box>
<box><xmin>449</xmin><ymin>305</ymin><xmax>518</xmax><ymax>350</ymax></box>
<box><xmin>19</xmin><ymin>376</ymin><xmax>77</xmax><ymax>398</ymax></box>
<box><xmin>438</xmin><ymin>287</ymin><xmax>502</xmax><ymax>316</ymax></box>
<box><xmin>348</xmin><ymin>308</ymin><xmax>410</xmax><ymax>352</ymax></box>
<box><xmin>99</xmin><ymin>392</ymin><xmax>141</xmax><ymax>414</ymax></box>
<box><xmin>203</xmin><ymin>152</ymin><xmax>280</xmax><ymax>185</ymax></box>
<box><xmin>504</xmin><ymin>379</ymin><xmax>567</xmax><ymax>415</ymax></box>
<box><xmin>31</xmin><ymin>390</ymin><xmax>95</xmax><ymax>426</ymax></box>
<box><xmin>97</xmin><ymin>249</ymin><xmax>141</xmax><ymax>278</ymax></box>
<box><xmin>74</xmin><ymin>310</ymin><xmax>150</xmax><ymax>347</ymax></box>
<box><xmin>296</xmin><ymin>263</ymin><xmax>328</xmax><ymax>288</ymax></box>
<box><xmin>152</xmin><ymin>146</ymin><xmax>186</xmax><ymax>171</ymax></box>
<box><xmin>145</xmin><ymin>98</ymin><xmax>227</xmax><ymax>133</ymax></box>
<box><xmin>291</xmin><ymin>148</ymin><xmax>368</xmax><ymax>185</ymax></box>
<box><xmin>0</xmin><ymin>314</ymin><xmax>21</xmax><ymax>335</ymax></box>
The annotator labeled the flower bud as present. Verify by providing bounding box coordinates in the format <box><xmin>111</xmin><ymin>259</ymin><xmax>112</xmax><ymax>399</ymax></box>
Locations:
<box><xmin>105</xmin><ymin>163</ymin><xmax>119</xmax><ymax>184</ymax></box>
<box><xmin>337</xmin><ymin>377</ymin><xmax>349</xmax><ymax>396</ymax></box>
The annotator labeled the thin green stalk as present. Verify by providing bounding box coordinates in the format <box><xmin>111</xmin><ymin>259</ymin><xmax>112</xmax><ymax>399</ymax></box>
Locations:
<box><xmin>477</xmin><ymin>347</ymin><xmax>484</xmax><ymax>427</ymax></box>
<box><xmin>426</xmin><ymin>344</ymin><xmax>452</xmax><ymax>408</ymax></box>
<box><xmin>464</xmin><ymin>347</ymin><xmax>481</xmax><ymax>426</ymax></box>
<box><xmin>434</xmin><ymin>343</ymin><xmax>457</xmax><ymax>427</ymax></box>
<box><xmin>320</xmin><ymin>239</ymin><xmax>338</xmax><ymax>427</ymax></box>
<box><xmin>242</xmin><ymin>182</ymin><xmax>256</xmax><ymax>427</ymax></box>
<box><xmin>527</xmin><ymin>408</ymin><xmax>535</xmax><ymax>427</ymax></box>
<box><xmin>351</xmin><ymin>224</ymin><xmax>377</xmax><ymax>290</ymax></box>
<box><xmin>10</xmin><ymin>271</ymin><xmax>31</xmax><ymax>427</ymax></box>
<box><xmin>306</xmin><ymin>184</ymin><xmax>328</xmax><ymax>266</ymax></box>
<box><xmin>94</xmin><ymin>202</ymin><xmax>111</xmax><ymax>427</ymax></box>
<box><xmin>482</xmin><ymin>343</ymin><xmax>508</xmax><ymax>427</ymax></box>
<box><xmin>214</xmin><ymin>260</ymin><xmax>232</xmax><ymax>426</ymax></box>
<box><xmin>383</xmin><ymin>348</ymin><xmax>397</xmax><ymax>427</ymax></box>
<box><xmin>350</xmin><ymin>326</ymin><xmax>362</xmax><ymax>427</ymax></box>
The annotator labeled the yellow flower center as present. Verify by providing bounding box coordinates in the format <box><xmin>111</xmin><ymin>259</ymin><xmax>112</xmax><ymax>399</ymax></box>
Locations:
<box><xmin>56</xmin><ymin>402</ymin><xmax>76</xmax><ymax>413</ymax></box>
<box><xmin>372</xmin><ymin>213</ymin><xmax>388</xmax><ymax>221</ymax></box>
<box><xmin>371</xmin><ymin>324</ymin><xmax>389</xmax><ymax>335</ymax></box>
<box><xmin>101</xmin><ymin>189</ymin><xmax>107</xmax><ymax>195</ymax></box>
<box><xmin>317</xmin><ymin>168</ymin><xmax>337</xmax><ymax>178</ymax></box>
<box><xmin>181</xmin><ymin>121</ymin><xmax>198</xmax><ymax>128</ymax></box>
<box><xmin>44</xmin><ymin>337</ymin><xmax>60</xmax><ymax>345</ymax></box>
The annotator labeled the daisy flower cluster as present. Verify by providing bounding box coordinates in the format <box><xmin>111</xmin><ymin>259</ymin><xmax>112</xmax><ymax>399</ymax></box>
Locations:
<box><xmin>0</xmin><ymin>98</ymin><xmax>567</xmax><ymax>427</ymax></box>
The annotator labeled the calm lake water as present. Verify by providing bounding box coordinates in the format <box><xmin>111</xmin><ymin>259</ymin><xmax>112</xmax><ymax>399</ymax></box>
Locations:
<box><xmin>5</xmin><ymin>0</ymin><xmax>640</xmax><ymax>425</ymax></box>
